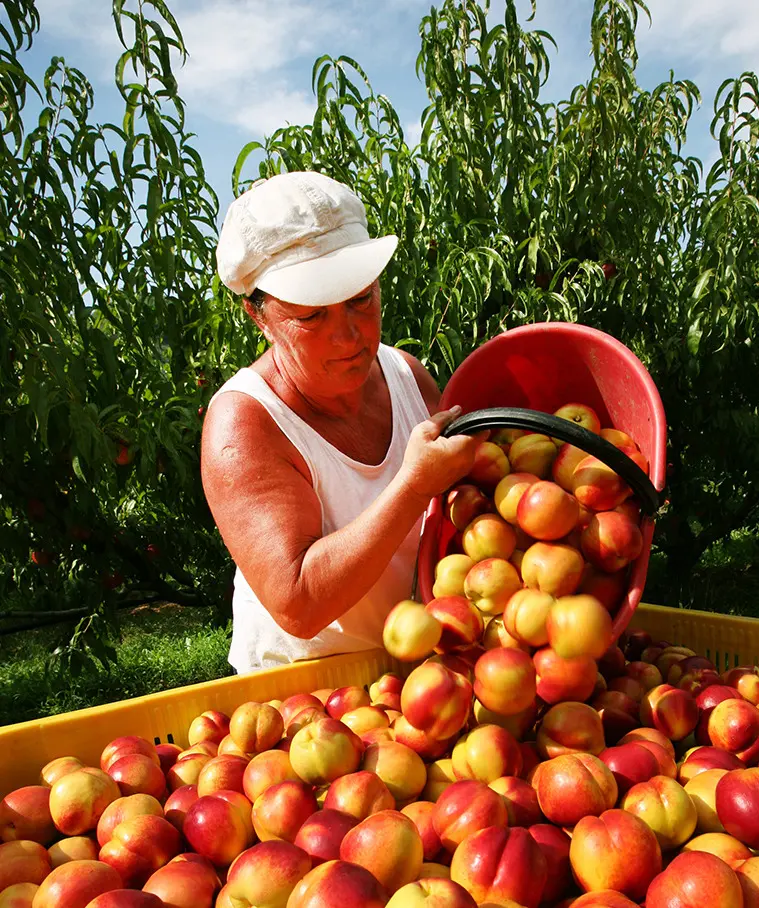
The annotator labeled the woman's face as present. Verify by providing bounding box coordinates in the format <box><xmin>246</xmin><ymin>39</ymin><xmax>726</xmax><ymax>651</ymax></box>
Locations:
<box><xmin>253</xmin><ymin>280</ymin><xmax>383</xmax><ymax>397</ymax></box>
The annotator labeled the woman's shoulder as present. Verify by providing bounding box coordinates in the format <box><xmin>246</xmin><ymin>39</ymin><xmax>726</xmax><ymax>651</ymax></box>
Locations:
<box><xmin>202</xmin><ymin>365</ymin><xmax>307</xmax><ymax>474</ymax></box>
<box><xmin>206</xmin><ymin>349</ymin><xmax>280</xmax><ymax>417</ymax></box>
<box><xmin>389</xmin><ymin>347</ymin><xmax>440</xmax><ymax>414</ymax></box>
<box><xmin>201</xmin><ymin>393</ymin><xmax>313</xmax><ymax>495</ymax></box>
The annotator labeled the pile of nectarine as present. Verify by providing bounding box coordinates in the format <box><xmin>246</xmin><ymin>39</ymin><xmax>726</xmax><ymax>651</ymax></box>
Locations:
<box><xmin>4</xmin><ymin>406</ymin><xmax>759</xmax><ymax>907</ymax></box>
<box><xmin>3</xmin><ymin>639</ymin><xmax>759</xmax><ymax>906</ymax></box>
<box><xmin>435</xmin><ymin>403</ymin><xmax>648</xmax><ymax>621</ymax></box>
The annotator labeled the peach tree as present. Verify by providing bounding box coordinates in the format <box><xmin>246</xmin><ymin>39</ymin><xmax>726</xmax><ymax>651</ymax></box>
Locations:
<box><xmin>238</xmin><ymin>0</ymin><xmax>759</xmax><ymax>604</ymax></box>
<box><xmin>1</xmin><ymin>0</ymin><xmax>758</xmax><ymax>671</ymax></box>
<box><xmin>0</xmin><ymin>0</ymin><xmax>262</xmax><ymax>668</ymax></box>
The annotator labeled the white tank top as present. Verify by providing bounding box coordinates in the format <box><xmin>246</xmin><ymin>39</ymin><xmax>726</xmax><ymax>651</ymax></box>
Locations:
<box><xmin>209</xmin><ymin>344</ymin><xmax>431</xmax><ymax>673</ymax></box>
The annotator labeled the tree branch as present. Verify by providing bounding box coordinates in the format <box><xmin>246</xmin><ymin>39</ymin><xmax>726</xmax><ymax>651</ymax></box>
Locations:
<box><xmin>0</xmin><ymin>591</ymin><xmax>211</xmax><ymax>636</ymax></box>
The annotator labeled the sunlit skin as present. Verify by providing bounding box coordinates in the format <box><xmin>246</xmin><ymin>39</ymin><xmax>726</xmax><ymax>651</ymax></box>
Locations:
<box><xmin>255</xmin><ymin>284</ymin><xmax>385</xmax><ymax>415</ymax></box>
<box><xmin>245</xmin><ymin>283</ymin><xmax>406</xmax><ymax>463</ymax></box>
<box><xmin>201</xmin><ymin>280</ymin><xmax>482</xmax><ymax>639</ymax></box>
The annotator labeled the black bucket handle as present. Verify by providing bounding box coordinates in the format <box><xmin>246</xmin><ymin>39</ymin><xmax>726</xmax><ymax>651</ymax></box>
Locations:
<box><xmin>442</xmin><ymin>407</ymin><xmax>662</xmax><ymax>517</ymax></box>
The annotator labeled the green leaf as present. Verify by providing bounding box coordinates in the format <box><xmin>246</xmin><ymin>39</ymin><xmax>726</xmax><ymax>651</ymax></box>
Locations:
<box><xmin>72</xmin><ymin>454</ymin><xmax>87</xmax><ymax>482</ymax></box>
<box><xmin>231</xmin><ymin>140</ymin><xmax>264</xmax><ymax>195</ymax></box>
<box><xmin>527</xmin><ymin>236</ymin><xmax>539</xmax><ymax>274</ymax></box>
<box><xmin>692</xmin><ymin>269</ymin><xmax>714</xmax><ymax>301</ymax></box>
<box><xmin>146</xmin><ymin>174</ymin><xmax>161</xmax><ymax>227</ymax></box>
<box><xmin>687</xmin><ymin>318</ymin><xmax>703</xmax><ymax>355</ymax></box>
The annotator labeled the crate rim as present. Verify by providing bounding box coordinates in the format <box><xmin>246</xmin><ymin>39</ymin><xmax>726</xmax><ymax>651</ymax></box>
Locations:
<box><xmin>2</xmin><ymin>602</ymin><xmax>757</xmax><ymax>737</ymax></box>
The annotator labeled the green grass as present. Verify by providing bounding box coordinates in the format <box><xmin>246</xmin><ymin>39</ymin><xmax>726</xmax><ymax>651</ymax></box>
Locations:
<box><xmin>0</xmin><ymin>605</ymin><xmax>233</xmax><ymax>727</ymax></box>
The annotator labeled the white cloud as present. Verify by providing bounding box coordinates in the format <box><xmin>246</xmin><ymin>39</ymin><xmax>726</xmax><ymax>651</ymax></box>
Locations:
<box><xmin>36</xmin><ymin>0</ymin><xmax>109</xmax><ymax>39</ymax></box>
<box><xmin>35</xmin><ymin>0</ymin><xmax>119</xmax><ymax>60</ymax></box>
<box><xmin>33</xmin><ymin>0</ymin><xmax>339</xmax><ymax>137</ymax></box>
<box><xmin>404</xmin><ymin>119</ymin><xmax>423</xmax><ymax>148</ymax></box>
<box><xmin>171</xmin><ymin>0</ymin><xmax>336</xmax><ymax>90</ymax></box>
<box><xmin>166</xmin><ymin>0</ymin><xmax>443</xmax><ymax>137</ymax></box>
<box><xmin>231</xmin><ymin>87</ymin><xmax>317</xmax><ymax>135</ymax></box>
<box><xmin>638</xmin><ymin>0</ymin><xmax>759</xmax><ymax>65</ymax></box>
<box><xmin>165</xmin><ymin>0</ymin><xmax>344</xmax><ymax>135</ymax></box>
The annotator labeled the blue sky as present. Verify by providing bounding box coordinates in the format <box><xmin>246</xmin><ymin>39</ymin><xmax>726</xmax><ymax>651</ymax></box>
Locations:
<box><xmin>20</xmin><ymin>0</ymin><xmax>759</xmax><ymax>221</ymax></box>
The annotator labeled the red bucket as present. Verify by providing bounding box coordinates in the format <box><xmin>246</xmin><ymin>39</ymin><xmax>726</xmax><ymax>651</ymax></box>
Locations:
<box><xmin>417</xmin><ymin>322</ymin><xmax>667</xmax><ymax>642</ymax></box>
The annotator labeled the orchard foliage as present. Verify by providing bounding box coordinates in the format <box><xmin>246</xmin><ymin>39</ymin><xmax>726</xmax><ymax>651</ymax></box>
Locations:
<box><xmin>1</xmin><ymin>0</ymin><xmax>758</xmax><ymax>671</ymax></box>
<box><xmin>0</xmin><ymin>0</ymin><xmax>257</xmax><ymax>669</ymax></box>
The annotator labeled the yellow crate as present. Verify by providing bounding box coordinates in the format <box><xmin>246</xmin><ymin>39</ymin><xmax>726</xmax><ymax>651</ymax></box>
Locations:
<box><xmin>0</xmin><ymin>649</ymin><xmax>409</xmax><ymax>794</ymax></box>
<box><xmin>628</xmin><ymin>603</ymin><xmax>759</xmax><ymax>671</ymax></box>
<box><xmin>1</xmin><ymin>603</ymin><xmax>758</xmax><ymax>796</ymax></box>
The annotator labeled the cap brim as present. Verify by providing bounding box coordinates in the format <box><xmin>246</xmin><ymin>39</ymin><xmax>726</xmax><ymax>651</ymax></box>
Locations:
<box><xmin>256</xmin><ymin>235</ymin><xmax>399</xmax><ymax>307</ymax></box>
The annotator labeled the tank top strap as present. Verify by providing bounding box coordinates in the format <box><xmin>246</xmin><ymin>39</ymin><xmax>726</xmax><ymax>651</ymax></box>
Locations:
<box><xmin>208</xmin><ymin>345</ymin><xmax>430</xmax><ymax>481</ymax></box>
<box><xmin>375</xmin><ymin>343</ymin><xmax>431</xmax><ymax>431</ymax></box>
<box><xmin>210</xmin><ymin>344</ymin><xmax>431</xmax><ymax>672</ymax></box>
<box><xmin>213</xmin><ymin>367</ymin><xmax>329</xmax><ymax>490</ymax></box>
<box><xmin>211</xmin><ymin>345</ymin><xmax>429</xmax><ymax>440</ymax></box>
<box><xmin>209</xmin><ymin>366</ymin><xmax>279</xmax><ymax>411</ymax></box>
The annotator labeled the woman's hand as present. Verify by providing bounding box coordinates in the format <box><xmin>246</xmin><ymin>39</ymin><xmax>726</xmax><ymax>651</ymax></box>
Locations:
<box><xmin>398</xmin><ymin>406</ymin><xmax>486</xmax><ymax>503</ymax></box>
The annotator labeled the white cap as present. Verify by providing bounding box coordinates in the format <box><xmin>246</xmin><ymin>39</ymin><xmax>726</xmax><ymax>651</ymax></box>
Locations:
<box><xmin>215</xmin><ymin>171</ymin><xmax>398</xmax><ymax>306</ymax></box>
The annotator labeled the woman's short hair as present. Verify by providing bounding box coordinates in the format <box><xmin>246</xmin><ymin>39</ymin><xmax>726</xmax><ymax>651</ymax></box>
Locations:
<box><xmin>243</xmin><ymin>289</ymin><xmax>267</xmax><ymax>319</ymax></box>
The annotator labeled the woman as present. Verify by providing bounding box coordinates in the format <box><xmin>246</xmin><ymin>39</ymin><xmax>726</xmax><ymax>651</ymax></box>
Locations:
<box><xmin>203</xmin><ymin>171</ymin><xmax>481</xmax><ymax>672</ymax></box>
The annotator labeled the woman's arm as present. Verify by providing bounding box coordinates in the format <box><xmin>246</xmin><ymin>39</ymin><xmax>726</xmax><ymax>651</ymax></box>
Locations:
<box><xmin>201</xmin><ymin>391</ymin><xmax>479</xmax><ymax>640</ymax></box>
